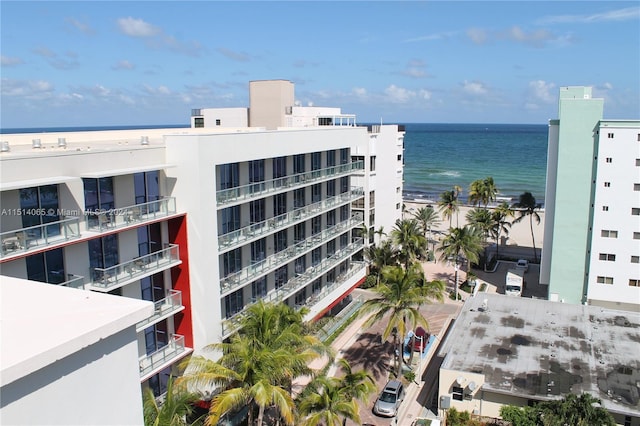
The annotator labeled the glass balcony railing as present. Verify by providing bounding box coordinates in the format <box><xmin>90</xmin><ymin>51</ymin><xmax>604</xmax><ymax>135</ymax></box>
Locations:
<box><xmin>136</xmin><ymin>290</ymin><xmax>184</xmax><ymax>332</ymax></box>
<box><xmin>1</xmin><ymin>217</ymin><xmax>81</xmax><ymax>259</ymax></box>
<box><xmin>89</xmin><ymin>244</ymin><xmax>181</xmax><ymax>292</ymax></box>
<box><xmin>221</xmin><ymin>238</ymin><xmax>365</xmax><ymax>336</ymax></box>
<box><xmin>85</xmin><ymin>197</ymin><xmax>177</xmax><ymax>232</ymax></box>
<box><xmin>139</xmin><ymin>334</ymin><xmax>189</xmax><ymax>379</ymax></box>
<box><xmin>59</xmin><ymin>274</ymin><xmax>85</xmax><ymax>289</ymax></box>
<box><xmin>220</xmin><ymin>216</ymin><xmax>364</xmax><ymax>296</ymax></box>
<box><xmin>218</xmin><ymin>188</ymin><xmax>364</xmax><ymax>252</ymax></box>
<box><xmin>305</xmin><ymin>261</ymin><xmax>366</xmax><ymax>309</ymax></box>
<box><xmin>216</xmin><ymin>161</ymin><xmax>364</xmax><ymax>206</ymax></box>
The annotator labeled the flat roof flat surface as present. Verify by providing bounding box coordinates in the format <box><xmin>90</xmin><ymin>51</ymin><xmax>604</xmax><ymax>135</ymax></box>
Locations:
<box><xmin>438</xmin><ymin>293</ymin><xmax>640</xmax><ymax>416</ymax></box>
<box><xmin>1</xmin><ymin>277</ymin><xmax>153</xmax><ymax>386</ymax></box>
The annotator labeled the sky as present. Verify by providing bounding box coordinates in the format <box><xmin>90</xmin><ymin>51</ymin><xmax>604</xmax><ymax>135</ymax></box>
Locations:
<box><xmin>1</xmin><ymin>1</ymin><xmax>639</xmax><ymax>129</ymax></box>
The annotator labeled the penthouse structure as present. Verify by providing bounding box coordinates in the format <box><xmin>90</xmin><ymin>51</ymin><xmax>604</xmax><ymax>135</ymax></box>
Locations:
<box><xmin>0</xmin><ymin>80</ymin><xmax>404</xmax><ymax>402</ymax></box>
<box><xmin>540</xmin><ymin>86</ymin><xmax>640</xmax><ymax>311</ymax></box>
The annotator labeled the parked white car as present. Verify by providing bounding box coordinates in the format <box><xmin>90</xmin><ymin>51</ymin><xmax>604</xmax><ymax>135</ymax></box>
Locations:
<box><xmin>516</xmin><ymin>259</ymin><xmax>529</xmax><ymax>272</ymax></box>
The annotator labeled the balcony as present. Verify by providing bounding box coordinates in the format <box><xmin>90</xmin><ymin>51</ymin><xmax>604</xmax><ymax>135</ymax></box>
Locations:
<box><xmin>139</xmin><ymin>334</ymin><xmax>192</xmax><ymax>381</ymax></box>
<box><xmin>220</xmin><ymin>216</ymin><xmax>364</xmax><ymax>296</ymax></box>
<box><xmin>218</xmin><ymin>188</ymin><xmax>364</xmax><ymax>252</ymax></box>
<box><xmin>87</xmin><ymin>244</ymin><xmax>181</xmax><ymax>292</ymax></box>
<box><xmin>85</xmin><ymin>197</ymin><xmax>177</xmax><ymax>233</ymax></box>
<box><xmin>221</xmin><ymin>238</ymin><xmax>365</xmax><ymax>337</ymax></box>
<box><xmin>136</xmin><ymin>290</ymin><xmax>185</xmax><ymax>332</ymax></box>
<box><xmin>58</xmin><ymin>274</ymin><xmax>85</xmax><ymax>290</ymax></box>
<box><xmin>216</xmin><ymin>161</ymin><xmax>364</xmax><ymax>206</ymax></box>
<box><xmin>1</xmin><ymin>217</ymin><xmax>81</xmax><ymax>260</ymax></box>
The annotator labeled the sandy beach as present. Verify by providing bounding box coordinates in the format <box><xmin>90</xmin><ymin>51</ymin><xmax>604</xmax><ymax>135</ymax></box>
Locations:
<box><xmin>402</xmin><ymin>199</ymin><xmax>545</xmax><ymax>249</ymax></box>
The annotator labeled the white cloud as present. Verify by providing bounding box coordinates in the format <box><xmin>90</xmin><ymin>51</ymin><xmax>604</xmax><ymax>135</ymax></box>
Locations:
<box><xmin>216</xmin><ymin>47</ymin><xmax>250</xmax><ymax>62</ymax></box>
<box><xmin>537</xmin><ymin>7</ymin><xmax>640</xmax><ymax>25</ymax></box>
<box><xmin>528</xmin><ymin>80</ymin><xmax>556</xmax><ymax>104</ymax></box>
<box><xmin>117</xmin><ymin>17</ymin><xmax>160</xmax><ymax>37</ymax></box>
<box><xmin>1</xmin><ymin>78</ymin><xmax>54</xmax><ymax>98</ymax></box>
<box><xmin>384</xmin><ymin>85</ymin><xmax>416</xmax><ymax>103</ymax></box>
<box><xmin>467</xmin><ymin>28</ymin><xmax>488</xmax><ymax>44</ymax></box>
<box><xmin>352</xmin><ymin>87</ymin><xmax>367</xmax><ymax>97</ymax></box>
<box><xmin>462</xmin><ymin>80</ymin><xmax>488</xmax><ymax>95</ymax></box>
<box><xmin>65</xmin><ymin>17</ymin><xmax>94</xmax><ymax>35</ymax></box>
<box><xmin>418</xmin><ymin>89</ymin><xmax>432</xmax><ymax>100</ymax></box>
<box><xmin>1</xmin><ymin>55</ymin><xmax>24</xmax><ymax>67</ymax></box>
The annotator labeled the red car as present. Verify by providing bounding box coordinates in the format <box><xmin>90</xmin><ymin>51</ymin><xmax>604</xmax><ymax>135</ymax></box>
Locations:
<box><xmin>412</xmin><ymin>327</ymin><xmax>429</xmax><ymax>352</ymax></box>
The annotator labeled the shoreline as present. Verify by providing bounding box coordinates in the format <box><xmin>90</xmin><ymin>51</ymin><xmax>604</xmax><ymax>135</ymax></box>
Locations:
<box><xmin>402</xmin><ymin>198</ymin><xmax>545</xmax><ymax>248</ymax></box>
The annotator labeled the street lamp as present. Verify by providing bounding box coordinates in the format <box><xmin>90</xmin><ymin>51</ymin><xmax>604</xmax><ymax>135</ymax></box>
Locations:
<box><xmin>454</xmin><ymin>263</ymin><xmax>459</xmax><ymax>301</ymax></box>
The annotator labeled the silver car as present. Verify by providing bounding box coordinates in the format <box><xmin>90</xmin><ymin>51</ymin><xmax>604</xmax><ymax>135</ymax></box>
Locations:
<box><xmin>373</xmin><ymin>380</ymin><xmax>404</xmax><ymax>417</ymax></box>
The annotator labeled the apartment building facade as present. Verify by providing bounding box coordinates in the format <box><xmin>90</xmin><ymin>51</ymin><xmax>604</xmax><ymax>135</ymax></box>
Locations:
<box><xmin>540</xmin><ymin>86</ymin><xmax>640</xmax><ymax>310</ymax></box>
<box><xmin>0</xmin><ymin>80</ymin><xmax>405</xmax><ymax>399</ymax></box>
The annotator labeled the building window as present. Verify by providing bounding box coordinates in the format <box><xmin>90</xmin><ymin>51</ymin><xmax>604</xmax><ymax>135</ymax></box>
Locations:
<box><xmin>219</xmin><ymin>163</ymin><xmax>240</xmax><ymax>190</ymax></box>
<box><xmin>194</xmin><ymin>117</ymin><xmax>204</xmax><ymax>128</ymax></box>
<box><xmin>327</xmin><ymin>240</ymin><xmax>336</xmax><ymax>257</ymax></box>
<box><xmin>636</xmin><ymin>159</ymin><xmax>640</xmax><ymax>166</ymax></box>
<box><xmin>634</xmin><ymin>232</ymin><xmax>640</xmax><ymax>240</ymax></box>
<box><xmin>222</xmin><ymin>248</ymin><xmax>242</xmax><ymax>276</ymax></box>
<box><xmin>275</xmin><ymin>266</ymin><xmax>288</xmax><ymax>289</ymax></box>
<box><xmin>221</xmin><ymin>205</ymin><xmax>240</xmax><ymax>234</ymax></box>
<box><xmin>340</xmin><ymin>205</ymin><xmax>349</xmax><ymax>222</ymax></box>
<box><xmin>294</xmin><ymin>188</ymin><xmax>306</xmax><ymax>208</ymax></box>
<box><xmin>273</xmin><ymin>157</ymin><xmax>287</xmax><ymax>179</ymax></box>
<box><xmin>312</xmin><ymin>216</ymin><xmax>321</xmax><ymax>235</ymax></box>
<box><xmin>352</xmin><ymin>155</ymin><xmax>364</xmax><ymax>169</ymax></box>
<box><xmin>250</xmin><ymin>238</ymin><xmax>266</xmax><ymax>264</ymax></box>
<box><xmin>326</xmin><ymin>180</ymin><xmax>336</xmax><ymax>197</ymax></box>
<box><xmin>294</xmin><ymin>288</ymin><xmax>306</xmax><ymax>306</ymax></box>
<box><xmin>605</xmin><ymin>157</ymin><xmax>612</xmax><ymax>163</ymax></box>
<box><xmin>602</xmin><ymin>206</ymin><xmax>609</xmax><ymax>211</ymax></box>
<box><xmin>340</xmin><ymin>232</ymin><xmax>348</xmax><ymax>248</ymax></box>
<box><xmin>224</xmin><ymin>289</ymin><xmax>243</xmax><ymax>318</ymax></box>
<box><xmin>326</xmin><ymin>150</ymin><xmax>336</xmax><ymax>167</ymax></box>
<box><xmin>249</xmin><ymin>160</ymin><xmax>265</xmax><ymax>183</ymax></box>
<box><xmin>370</xmin><ymin>156</ymin><xmax>376</xmax><ymax>171</ymax></box>
<box><xmin>311</xmin><ymin>183</ymin><xmax>322</xmax><ymax>203</ymax></box>
<box><xmin>601</xmin><ymin>230</ymin><xmax>618</xmax><ymax>238</ymax></box>
<box><xmin>318</xmin><ymin>117</ymin><xmax>332</xmax><ymax>126</ymax></box>
<box><xmin>629</xmin><ymin>279</ymin><xmax>640</xmax><ymax>287</ymax></box>
<box><xmin>312</xmin><ymin>278</ymin><xmax>322</xmax><ymax>295</ymax></box>
<box><xmin>340</xmin><ymin>148</ymin><xmax>349</xmax><ymax>165</ymax></box>
<box><xmin>631</xmin><ymin>256</ymin><xmax>639</xmax><ymax>264</ymax></box>
<box><xmin>598</xmin><ymin>253</ymin><xmax>616</xmax><ymax>261</ymax></box>
<box><xmin>295</xmin><ymin>256</ymin><xmax>306</xmax><ymax>275</ymax></box>
<box><xmin>215</xmin><ymin>119</ymin><xmax>221</xmax><ymax>126</ymax></box>
<box><xmin>21</xmin><ymin>184</ymin><xmax>61</xmax><ymax>237</ymax></box>
<box><xmin>250</xmin><ymin>199</ymin><xmax>265</xmax><ymax>224</ymax></box>
<box><xmin>89</xmin><ymin>235</ymin><xmax>119</xmax><ymax>280</ymax></box>
<box><xmin>632</xmin><ymin>208</ymin><xmax>640</xmax><ymax>215</ymax></box>
<box><xmin>634</xmin><ymin>184</ymin><xmax>640</xmax><ymax>191</ymax></box>
<box><xmin>26</xmin><ymin>248</ymin><xmax>65</xmax><ymax>284</ymax></box>
<box><xmin>293</xmin><ymin>154</ymin><xmax>306</xmax><ymax>174</ymax></box>
<box><xmin>311</xmin><ymin>152</ymin><xmax>322</xmax><ymax>171</ymax></box>
<box><xmin>452</xmin><ymin>386</ymin><xmax>464</xmax><ymax>401</ymax></box>
<box><xmin>294</xmin><ymin>223</ymin><xmax>306</xmax><ymax>243</ymax></box>
<box><xmin>607</xmin><ymin>133</ymin><xmax>614</xmax><ymax>138</ymax></box>
<box><xmin>327</xmin><ymin>210</ymin><xmax>336</xmax><ymax>227</ymax></box>
<box><xmin>251</xmin><ymin>277</ymin><xmax>267</xmax><ymax>301</ymax></box>
<box><xmin>273</xmin><ymin>193</ymin><xmax>287</xmax><ymax>217</ymax></box>
<box><xmin>597</xmin><ymin>276</ymin><xmax>614</xmax><ymax>284</ymax></box>
<box><xmin>340</xmin><ymin>176</ymin><xmax>349</xmax><ymax>193</ymax></box>
<box><xmin>369</xmin><ymin>191</ymin><xmax>376</xmax><ymax>207</ymax></box>
<box><xmin>397</xmin><ymin>154</ymin><xmax>402</xmax><ymax>161</ymax></box>
<box><xmin>396</xmin><ymin>187</ymin><xmax>401</xmax><ymax>193</ymax></box>
<box><xmin>604</xmin><ymin>182</ymin><xmax>611</xmax><ymax>187</ymax></box>
<box><xmin>274</xmin><ymin>230</ymin><xmax>287</xmax><ymax>253</ymax></box>
<box><xmin>326</xmin><ymin>269</ymin><xmax>335</xmax><ymax>283</ymax></box>
<box><xmin>134</xmin><ymin>170</ymin><xmax>160</xmax><ymax>205</ymax></box>
<box><xmin>369</xmin><ymin>209</ymin><xmax>375</xmax><ymax>226</ymax></box>
<box><xmin>312</xmin><ymin>247</ymin><xmax>322</xmax><ymax>266</ymax></box>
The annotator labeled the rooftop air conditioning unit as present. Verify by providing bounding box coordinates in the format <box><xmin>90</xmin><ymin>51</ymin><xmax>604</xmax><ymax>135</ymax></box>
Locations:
<box><xmin>32</xmin><ymin>139</ymin><xmax>42</xmax><ymax>149</ymax></box>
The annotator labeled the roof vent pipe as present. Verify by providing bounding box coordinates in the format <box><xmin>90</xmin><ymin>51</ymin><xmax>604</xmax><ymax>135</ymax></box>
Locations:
<box><xmin>32</xmin><ymin>139</ymin><xmax>42</xmax><ymax>149</ymax></box>
<box><xmin>1</xmin><ymin>141</ymin><xmax>9</xmax><ymax>152</ymax></box>
<box><xmin>141</xmin><ymin>136</ymin><xmax>149</xmax><ymax>145</ymax></box>
<box><xmin>58</xmin><ymin>138</ymin><xmax>67</xmax><ymax>148</ymax></box>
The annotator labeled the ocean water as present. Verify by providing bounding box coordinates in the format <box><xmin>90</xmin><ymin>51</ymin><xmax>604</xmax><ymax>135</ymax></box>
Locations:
<box><xmin>401</xmin><ymin>123</ymin><xmax>548</xmax><ymax>206</ymax></box>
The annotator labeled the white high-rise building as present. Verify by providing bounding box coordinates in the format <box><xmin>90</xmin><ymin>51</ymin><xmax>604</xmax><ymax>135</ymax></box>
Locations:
<box><xmin>0</xmin><ymin>80</ymin><xmax>404</xmax><ymax>408</ymax></box>
<box><xmin>541</xmin><ymin>86</ymin><xmax>640</xmax><ymax>310</ymax></box>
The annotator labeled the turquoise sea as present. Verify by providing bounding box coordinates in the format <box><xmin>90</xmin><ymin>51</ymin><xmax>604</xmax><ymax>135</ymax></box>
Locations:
<box><xmin>400</xmin><ymin>123</ymin><xmax>548</xmax><ymax>206</ymax></box>
<box><xmin>1</xmin><ymin>122</ymin><xmax>549</xmax><ymax>205</ymax></box>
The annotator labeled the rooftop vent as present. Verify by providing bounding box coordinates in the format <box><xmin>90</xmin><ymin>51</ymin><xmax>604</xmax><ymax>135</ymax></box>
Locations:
<box><xmin>58</xmin><ymin>138</ymin><xmax>67</xmax><ymax>148</ymax></box>
<box><xmin>32</xmin><ymin>139</ymin><xmax>42</xmax><ymax>149</ymax></box>
<box><xmin>141</xmin><ymin>136</ymin><xmax>149</xmax><ymax>145</ymax></box>
<box><xmin>1</xmin><ymin>141</ymin><xmax>9</xmax><ymax>152</ymax></box>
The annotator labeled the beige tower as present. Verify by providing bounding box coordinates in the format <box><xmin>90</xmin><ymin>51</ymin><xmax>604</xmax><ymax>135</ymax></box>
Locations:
<box><xmin>249</xmin><ymin>80</ymin><xmax>294</xmax><ymax>129</ymax></box>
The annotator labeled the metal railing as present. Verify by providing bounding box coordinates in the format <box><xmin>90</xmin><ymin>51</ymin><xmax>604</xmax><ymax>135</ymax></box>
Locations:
<box><xmin>218</xmin><ymin>188</ymin><xmax>364</xmax><ymax>252</ymax></box>
<box><xmin>316</xmin><ymin>295</ymin><xmax>365</xmax><ymax>342</ymax></box>
<box><xmin>59</xmin><ymin>274</ymin><xmax>85</xmax><ymax>290</ymax></box>
<box><xmin>136</xmin><ymin>290</ymin><xmax>184</xmax><ymax>332</ymax></box>
<box><xmin>221</xmin><ymin>238</ymin><xmax>365</xmax><ymax>336</ymax></box>
<box><xmin>1</xmin><ymin>217</ymin><xmax>81</xmax><ymax>259</ymax></box>
<box><xmin>216</xmin><ymin>161</ymin><xmax>364</xmax><ymax>206</ymax></box>
<box><xmin>139</xmin><ymin>334</ymin><xmax>188</xmax><ymax>378</ymax></box>
<box><xmin>220</xmin><ymin>216</ymin><xmax>364</xmax><ymax>295</ymax></box>
<box><xmin>85</xmin><ymin>197</ymin><xmax>177</xmax><ymax>232</ymax></box>
<box><xmin>90</xmin><ymin>244</ymin><xmax>180</xmax><ymax>291</ymax></box>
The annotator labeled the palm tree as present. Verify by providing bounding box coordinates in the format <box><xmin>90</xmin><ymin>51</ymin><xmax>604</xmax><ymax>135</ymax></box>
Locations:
<box><xmin>413</xmin><ymin>206</ymin><xmax>440</xmax><ymax>245</ymax></box>
<box><xmin>538</xmin><ymin>393</ymin><xmax>615</xmax><ymax>426</ymax></box>
<box><xmin>512</xmin><ymin>192</ymin><xmax>542</xmax><ymax>263</ymax></box>
<box><xmin>359</xmin><ymin>264</ymin><xmax>444</xmax><ymax>375</ymax></box>
<box><xmin>453</xmin><ymin>185</ymin><xmax>463</xmax><ymax>225</ymax></box>
<box><xmin>364</xmin><ymin>239</ymin><xmax>399</xmax><ymax>285</ymax></box>
<box><xmin>390</xmin><ymin>218</ymin><xmax>427</xmax><ymax>271</ymax></box>
<box><xmin>297</xmin><ymin>376</ymin><xmax>361</xmax><ymax>426</ymax></box>
<box><xmin>468</xmin><ymin>179</ymin><xmax>484</xmax><ymax>208</ymax></box>
<box><xmin>438</xmin><ymin>226</ymin><xmax>483</xmax><ymax>300</ymax></box>
<box><xmin>336</xmin><ymin>358</ymin><xmax>376</xmax><ymax>406</ymax></box>
<box><xmin>481</xmin><ymin>177</ymin><xmax>498</xmax><ymax>208</ymax></box>
<box><xmin>143</xmin><ymin>376</ymin><xmax>202</xmax><ymax>426</ymax></box>
<box><xmin>438</xmin><ymin>190</ymin><xmax>459</xmax><ymax>227</ymax></box>
<box><xmin>469</xmin><ymin>177</ymin><xmax>498</xmax><ymax>208</ymax></box>
<box><xmin>490</xmin><ymin>202</ymin><xmax>513</xmax><ymax>261</ymax></box>
<box><xmin>465</xmin><ymin>207</ymin><xmax>493</xmax><ymax>244</ymax></box>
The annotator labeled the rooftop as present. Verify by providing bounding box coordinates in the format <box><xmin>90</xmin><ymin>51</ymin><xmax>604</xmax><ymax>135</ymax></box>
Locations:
<box><xmin>438</xmin><ymin>293</ymin><xmax>640</xmax><ymax>416</ymax></box>
<box><xmin>0</xmin><ymin>277</ymin><xmax>153</xmax><ymax>386</ymax></box>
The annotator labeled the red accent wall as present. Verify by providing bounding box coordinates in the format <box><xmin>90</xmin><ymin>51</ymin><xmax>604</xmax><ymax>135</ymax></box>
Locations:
<box><xmin>311</xmin><ymin>276</ymin><xmax>365</xmax><ymax>322</ymax></box>
<box><xmin>168</xmin><ymin>215</ymin><xmax>194</xmax><ymax>348</ymax></box>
